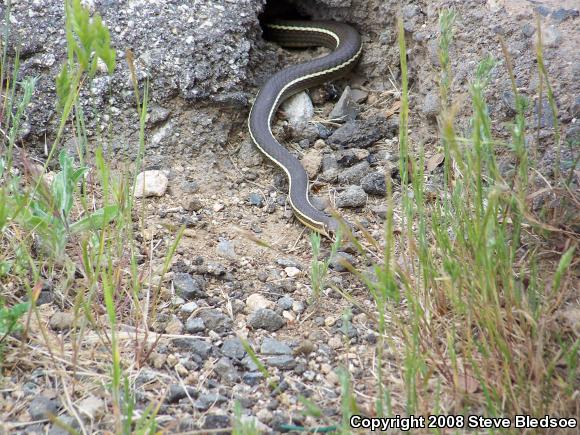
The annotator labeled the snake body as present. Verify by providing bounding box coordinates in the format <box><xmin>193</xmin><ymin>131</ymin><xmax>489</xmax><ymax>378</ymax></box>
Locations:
<box><xmin>248</xmin><ymin>20</ymin><xmax>362</xmax><ymax>236</ymax></box>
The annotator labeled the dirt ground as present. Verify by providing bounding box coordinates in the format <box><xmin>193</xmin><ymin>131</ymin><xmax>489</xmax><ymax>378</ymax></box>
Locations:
<box><xmin>1</xmin><ymin>0</ymin><xmax>578</xmax><ymax>433</ymax></box>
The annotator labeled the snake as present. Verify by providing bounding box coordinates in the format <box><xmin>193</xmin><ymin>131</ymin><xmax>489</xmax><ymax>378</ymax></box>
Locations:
<box><xmin>248</xmin><ymin>20</ymin><xmax>362</xmax><ymax>237</ymax></box>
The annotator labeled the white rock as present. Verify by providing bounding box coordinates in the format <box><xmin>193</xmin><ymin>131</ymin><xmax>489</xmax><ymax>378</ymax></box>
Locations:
<box><xmin>246</xmin><ymin>293</ymin><xmax>271</xmax><ymax>312</ymax></box>
<box><xmin>284</xmin><ymin>266</ymin><xmax>301</xmax><ymax>278</ymax></box>
<box><xmin>281</xmin><ymin>91</ymin><xmax>314</xmax><ymax>127</ymax></box>
<box><xmin>78</xmin><ymin>396</ymin><xmax>105</xmax><ymax>419</ymax></box>
<box><xmin>134</xmin><ymin>170</ymin><xmax>168</xmax><ymax>198</ymax></box>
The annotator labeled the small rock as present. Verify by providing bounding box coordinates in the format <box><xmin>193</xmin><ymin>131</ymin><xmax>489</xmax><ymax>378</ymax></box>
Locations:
<box><xmin>337</xmin><ymin>160</ymin><xmax>370</xmax><ymax>185</ymax></box>
<box><xmin>185</xmin><ymin>317</ymin><xmax>205</xmax><ymax>333</ymax></box>
<box><xmin>261</xmin><ymin>337</ymin><xmax>292</xmax><ymax>355</ymax></box>
<box><xmin>203</xmin><ymin>414</ymin><xmax>230</xmax><ymax>429</ymax></box>
<box><xmin>29</xmin><ymin>395</ymin><xmax>59</xmax><ymax>420</ymax></box>
<box><xmin>293</xmin><ymin>339</ymin><xmax>316</xmax><ymax>356</ymax></box>
<box><xmin>248</xmin><ymin>192</ymin><xmax>264</xmax><ymax>207</ymax></box>
<box><xmin>172</xmin><ymin>338</ymin><xmax>212</xmax><ymax>359</ymax></box>
<box><xmin>216</xmin><ymin>239</ymin><xmax>237</xmax><ymax>260</ymax></box>
<box><xmin>301</xmin><ymin>148</ymin><xmax>323</xmax><ymax>179</ymax></box>
<box><xmin>246</xmin><ymin>293</ymin><xmax>272</xmax><ymax>312</ymax></box>
<box><xmin>214</xmin><ymin>357</ymin><xmax>240</xmax><ymax>384</ymax></box>
<box><xmin>335</xmin><ymin>148</ymin><xmax>369</xmax><ymax>167</ymax></box>
<box><xmin>321</xmin><ymin>154</ymin><xmax>339</xmax><ymax>179</ymax></box>
<box><xmin>241</xmin><ymin>355</ymin><xmax>259</xmax><ymax>371</ymax></box>
<box><xmin>361</xmin><ymin>172</ymin><xmax>387</xmax><ymax>196</ymax></box>
<box><xmin>49</xmin><ymin>312</ymin><xmax>75</xmax><ymax>331</ymax></box>
<box><xmin>330</xmin><ymin>252</ymin><xmax>355</xmax><ymax>272</ymax></box>
<box><xmin>534</xmin><ymin>99</ymin><xmax>555</xmax><ymax>128</ymax></box>
<box><xmin>327</xmin><ymin>116</ymin><xmax>397</xmax><ymax>149</ymax></box>
<box><xmin>134</xmin><ymin>170</ymin><xmax>168</xmax><ymax>198</ymax></box>
<box><xmin>185</xmin><ymin>197</ymin><xmax>203</xmax><ymax>212</ymax></box>
<box><xmin>181</xmin><ymin>301</ymin><xmax>199</xmax><ymax>314</ymax></box>
<box><xmin>276</xmin><ymin>258</ymin><xmax>303</xmax><ymax>269</ymax></box>
<box><xmin>350</xmin><ymin>88</ymin><xmax>369</xmax><ymax>103</ymax></box>
<box><xmin>335</xmin><ymin>185</ymin><xmax>367</xmax><ymax>208</ymax></box>
<box><xmin>195</xmin><ymin>393</ymin><xmax>227</xmax><ymax>411</ymax></box>
<box><xmin>173</xmin><ymin>273</ymin><xmax>206</xmax><ymax>300</ymax></box>
<box><xmin>292</xmin><ymin>301</ymin><xmax>305</xmax><ymax>314</ymax></box>
<box><xmin>371</xmin><ymin>205</ymin><xmax>388</xmax><ymax>219</ymax></box>
<box><xmin>221</xmin><ymin>337</ymin><xmax>246</xmax><ymax>360</ymax></box>
<box><xmin>551</xmin><ymin>8</ymin><xmax>579</xmax><ymax>23</ymax></box>
<box><xmin>48</xmin><ymin>415</ymin><xmax>80</xmax><ymax>435</ymax></box>
<box><xmin>248</xmin><ymin>308</ymin><xmax>285</xmax><ymax>331</ymax></box>
<box><xmin>213</xmin><ymin>202</ymin><xmax>225</xmax><ymax>212</ymax></box>
<box><xmin>277</xmin><ymin>296</ymin><xmax>294</xmax><ymax>310</ymax></box>
<box><xmin>165</xmin><ymin>316</ymin><xmax>184</xmax><ymax>335</ymax></box>
<box><xmin>166</xmin><ymin>384</ymin><xmax>198</xmax><ymax>404</ymax></box>
<box><xmin>284</xmin><ymin>266</ymin><xmax>301</xmax><ymax>278</ymax></box>
<box><xmin>329</xmin><ymin>86</ymin><xmax>359</xmax><ymax>122</ymax></box>
<box><xmin>78</xmin><ymin>396</ymin><xmax>105</xmax><ymax>419</ymax></box>
<box><xmin>242</xmin><ymin>372</ymin><xmax>263</xmax><ymax>385</ymax></box>
<box><xmin>198</xmin><ymin>309</ymin><xmax>232</xmax><ymax>333</ymax></box>
<box><xmin>422</xmin><ymin>92</ymin><xmax>440</xmax><ymax>119</ymax></box>
<box><xmin>324</xmin><ymin>316</ymin><xmax>337</xmax><ymax>327</ymax></box>
<box><xmin>266</xmin><ymin>355</ymin><xmax>296</xmax><ymax>370</ymax></box>
<box><xmin>281</xmin><ymin>91</ymin><xmax>314</xmax><ymax>127</ymax></box>
<box><xmin>238</xmin><ymin>139</ymin><xmax>263</xmax><ymax>167</ymax></box>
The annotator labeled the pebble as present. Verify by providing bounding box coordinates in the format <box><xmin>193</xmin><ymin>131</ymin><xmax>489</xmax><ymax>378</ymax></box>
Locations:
<box><xmin>330</xmin><ymin>252</ymin><xmax>355</xmax><ymax>272</ymax></box>
<box><xmin>329</xmin><ymin>86</ymin><xmax>359</xmax><ymax>122</ymax></box>
<box><xmin>195</xmin><ymin>393</ymin><xmax>227</xmax><ymax>411</ymax></box>
<box><xmin>284</xmin><ymin>266</ymin><xmax>301</xmax><ymax>278</ymax></box>
<box><xmin>221</xmin><ymin>337</ymin><xmax>246</xmax><ymax>360</ymax></box>
<box><xmin>281</xmin><ymin>91</ymin><xmax>314</xmax><ymax>127</ymax></box>
<box><xmin>247</xmin><ymin>308</ymin><xmax>285</xmax><ymax>331</ymax></box>
<box><xmin>198</xmin><ymin>309</ymin><xmax>233</xmax><ymax>333</ymax></box>
<box><xmin>185</xmin><ymin>197</ymin><xmax>203</xmax><ymax>212</ymax></box>
<box><xmin>246</xmin><ymin>293</ymin><xmax>272</xmax><ymax>311</ymax></box>
<box><xmin>324</xmin><ymin>316</ymin><xmax>337</xmax><ymax>327</ymax></box>
<box><xmin>238</xmin><ymin>139</ymin><xmax>263</xmax><ymax>167</ymax></box>
<box><xmin>266</xmin><ymin>355</ymin><xmax>296</xmax><ymax>370</ymax></box>
<box><xmin>422</xmin><ymin>91</ymin><xmax>440</xmax><ymax>119</ymax></box>
<box><xmin>48</xmin><ymin>415</ymin><xmax>80</xmax><ymax>435</ymax></box>
<box><xmin>173</xmin><ymin>273</ymin><xmax>206</xmax><ymax>300</ymax></box>
<box><xmin>216</xmin><ymin>238</ymin><xmax>237</xmax><ymax>260</ymax></box>
<box><xmin>242</xmin><ymin>372</ymin><xmax>263</xmax><ymax>386</ymax></box>
<box><xmin>277</xmin><ymin>296</ymin><xmax>294</xmax><ymax>310</ymax></box>
<box><xmin>49</xmin><ymin>312</ymin><xmax>75</xmax><ymax>331</ymax></box>
<box><xmin>185</xmin><ymin>316</ymin><xmax>205</xmax><ymax>333</ymax></box>
<box><xmin>214</xmin><ymin>356</ymin><xmax>240</xmax><ymax>384</ymax></box>
<box><xmin>327</xmin><ymin>115</ymin><xmax>397</xmax><ymax>150</ymax></box>
<box><xmin>29</xmin><ymin>395</ymin><xmax>60</xmax><ymax>420</ymax></box>
<box><xmin>301</xmin><ymin>148</ymin><xmax>323</xmax><ymax>179</ymax></box>
<box><xmin>171</xmin><ymin>338</ymin><xmax>212</xmax><ymax>359</ymax></box>
<box><xmin>350</xmin><ymin>88</ymin><xmax>369</xmax><ymax>103</ymax></box>
<box><xmin>337</xmin><ymin>160</ymin><xmax>370</xmax><ymax>185</ymax></box>
<box><xmin>180</xmin><ymin>301</ymin><xmax>199</xmax><ymax>314</ymax></box>
<box><xmin>335</xmin><ymin>148</ymin><xmax>369</xmax><ymax>167</ymax></box>
<box><xmin>292</xmin><ymin>301</ymin><xmax>305</xmax><ymax>314</ymax></box>
<box><xmin>134</xmin><ymin>170</ymin><xmax>168</xmax><ymax>197</ymax></box>
<box><xmin>335</xmin><ymin>185</ymin><xmax>367</xmax><ymax>208</ymax></box>
<box><xmin>248</xmin><ymin>192</ymin><xmax>264</xmax><ymax>207</ymax></box>
<box><xmin>166</xmin><ymin>384</ymin><xmax>198</xmax><ymax>404</ymax></box>
<box><xmin>276</xmin><ymin>258</ymin><xmax>303</xmax><ymax>269</ymax></box>
<box><xmin>165</xmin><ymin>316</ymin><xmax>184</xmax><ymax>334</ymax></box>
<box><xmin>261</xmin><ymin>337</ymin><xmax>292</xmax><ymax>355</ymax></box>
<box><xmin>293</xmin><ymin>339</ymin><xmax>316</xmax><ymax>356</ymax></box>
<box><xmin>203</xmin><ymin>414</ymin><xmax>231</xmax><ymax>430</ymax></box>
<box><xmin>361</xmin><ymin>172</ymin><xmax>387</xmax><ymax>196</ymax></box>
<box><xmin>78</xmin><ymin>396</ymin><xmax>105</xmax><ymax>419</ymax></box>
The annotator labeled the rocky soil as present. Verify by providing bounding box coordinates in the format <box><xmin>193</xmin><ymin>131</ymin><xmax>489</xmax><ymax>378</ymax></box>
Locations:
<box><xmin>1</xmin><ymin>0</ymin><xmax>578</xmax><ymax>433</ymax></box>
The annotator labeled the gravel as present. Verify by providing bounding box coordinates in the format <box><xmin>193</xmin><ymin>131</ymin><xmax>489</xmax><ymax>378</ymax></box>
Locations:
<box><xmin>247</xmin><ymin>308</ymin><xmax>286</xmax><ymax>331</ymax></box>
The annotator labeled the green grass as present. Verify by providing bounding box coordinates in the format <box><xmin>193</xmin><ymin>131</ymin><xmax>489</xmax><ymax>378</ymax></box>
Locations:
<box><xmin>1</xmin><ymin>0</ymin><xmax>577</xmax><ymax>432</ymax></box>
<box><xmin>300</xmin><ymin>8</ymin><xmax>578</xmax><ymax>432</ymax></box>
